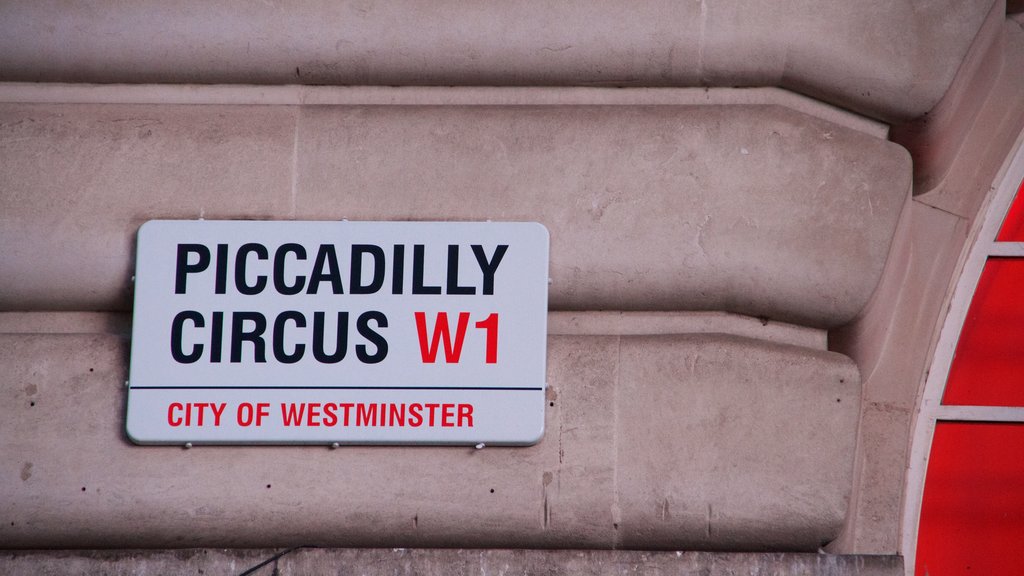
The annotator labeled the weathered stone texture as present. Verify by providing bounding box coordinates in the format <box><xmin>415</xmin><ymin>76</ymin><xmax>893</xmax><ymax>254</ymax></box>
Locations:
<box><xmin>0</xmin><ymin>332</ymin><xmax>858</xmax><ymax>550</ymax></box>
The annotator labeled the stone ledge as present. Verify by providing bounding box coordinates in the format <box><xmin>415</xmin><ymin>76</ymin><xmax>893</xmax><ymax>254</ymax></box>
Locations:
<box><xmin>0</xmin><ymin>310</ymin><xmax>826</xmax><ymax>349</ymax></box>
<box><xmin>0</xmin><ymin>84</ymin><xmax>887</xmax><ymax>137</ymax></box>
<box><xmin>0</xmin><ymin>101</ymin><xmax>909</xmax><ymax>327</ymax></box>
<box><xmin>0</xmin><ymin>333</ymin><xmax>858</xmax><ymax>550</ymax></box>
<box><xmin>0</xmin><ymin>548</ymin><xmax>903</xmax><ymax>576</ymax></box>
<box><xmin>0</xmin><ymin>0</ymin><xmax>994</xmax><ymax>120</ymax></box>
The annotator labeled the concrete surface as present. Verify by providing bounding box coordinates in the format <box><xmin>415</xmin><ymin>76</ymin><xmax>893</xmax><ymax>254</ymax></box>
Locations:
<box><xmin>614</xmin><ymin>336</ymin><xmax>857</xmax><ymax>551</ymax></box>
<box><xmin>829</xmin><ymin>202</ymin><xmax>968</xmax><ymax>554</ymax></box>
<box><xmin>0</xmin><ymin>84</ymin><xmax>888</xmax><ymax>138</ymax></box>
<box><xmin>825</xmin><ymin>19</ymin><xmax>1024</xmax><ymax>556</ymax></box>
<box><xmin>912</xmin><ymin>21</ymin><xmax>1024</xmax><ymax>217</ymax></box>
<box><xmin>890</xmin><ymin>0</ymin><xmax>1006</xmax><ymax>193</ymax></box>
<box><xmin>548</xmin><ymin>311</ymin><xmax>826</xmax><ymax>349</ymax></box>
<box><xmin>0</xmin><ymin>100</ymin><xmax>910</xmax><ymax>328</ymax></box>
<box><xmin>0</xmin><ymin>0</ymin><xmax>995</xmax><ymax>121</ymax></box>
<box><xmin>0</xmin><ymin>104</ymin><xmax>296</xmax><ymax>310</ymax></box>
<box><xmin>0</xmin><ymin>549</ymin><xmax>903</xmax><ymax>576</ymax></box>
<box><xmin>0</xmin><ymin>312</ymin><xmax>132</xmax><ymax>337</ymax></box>
<box><xmin>0</xmin><ymin>331</ymin><xmax>859</xmax><ymax>550</ymax></box>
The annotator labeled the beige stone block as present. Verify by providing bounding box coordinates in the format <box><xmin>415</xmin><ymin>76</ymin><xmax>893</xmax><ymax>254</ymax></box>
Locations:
<box><xmin>0</xmin><ymin>84</ymin><xmax>889</xmax><ymax>138</ymax></box>
<box><xmin>0</xmin><ymin>104</ymin><xmax>295</xmax><ymax>311</ymax></box>
<box><xmin>0</xmin><ymin>312</ymin><xmax>131</xmax><ymax>336</ymax></box>
<box><xmin>614</xmin><ymin>335</ymin><xmax>860</xmax><ymax>550</ymax></box>
<box><xmin>0</xmin><ymin>0</ymin><xmax>994</xmax><ymax>120</ymax></box>
<box><xmin>828</xmin><ymin>201</ymin><xmax>968</xmax><ymax>554</ymax></box>
<box><xmin>541</xmin><ymin>336</ymin><xmax>618</xmax><ymax>548</ymax></box>
<box><xmin>836</xmin><ymin>403</ymin><xmax>912</xmax><ymax>554</ymax></box>
<box><xmin>834</xmin><ymin>201</ymin><xmax>968</xmax><ymax>408</ymax></box>
<box><xmin>0</xmin><ymin>334</ymin><xmax>604</xmax><ymax>548</ymax></box>
<box><xmin>297</xmin><ymin>104</ymin><xmax>909</xmax><ymax>327</ymax></box>
<box><xmin>1</xmin><ymin>332</ymin><xmax>858</xmax><ymax>550</ymax></box>
<box><xmin>700</xmin><ymin>0</ymin><xmax>993</xmax><ymax>121</ymax></box>
<box><xmin>890</xmin><ymin>1</ymin><xmax>1006</xmax><ymax>194</ymax></box>
<box><xmin>548</xmin><ymin>310</ymin><xmax>826</xmax><ymax>350</ymax></box>
<box><xmin>913</xmin><ymin>22</ymin><xmax>1024</xmax><ymax>218</ymax></box>
<box><xmin>0</xmin><ymin>548</ymin><xmax>904</xmax><ymax>576</ymax></box>
<box><xmin>3</xmin><ymin>101</ymin><xmax>906</xmax><ymax>326</ymax></box>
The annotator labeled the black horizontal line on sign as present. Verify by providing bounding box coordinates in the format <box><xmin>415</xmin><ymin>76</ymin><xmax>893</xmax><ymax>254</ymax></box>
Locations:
<box><xmin>129</xmin><ymin>386</ymin><xmax>543</xmax><ymax>391</ymax></box>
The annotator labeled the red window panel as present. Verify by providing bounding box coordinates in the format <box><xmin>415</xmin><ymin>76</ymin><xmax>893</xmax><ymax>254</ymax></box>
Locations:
<box><xmin>916</xmin><ymin>421</ymin><xmax>1024</xmax><ymax>576</ymax></box>
<box><xmin>943</xmin><ymin>258</ymin><xmax>1024</xmax><ymax>407</ymax></box>
<box><xmin>996</xmin><ymin>178</ymin><xmax>1024</xmax><ymax>241</ymax></box>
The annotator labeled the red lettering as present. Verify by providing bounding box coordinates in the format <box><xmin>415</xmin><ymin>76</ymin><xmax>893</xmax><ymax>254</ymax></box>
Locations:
<box><xmin>255</xmin><ymin>403</ymin><xmax>270</xmax><ymax>426</ymax></box>
<box><xmin>425</xmin><ymin>403</ymin><xmax>440</xmax><ymax>426</ymax></box>
<box><xmin>323</xmin><ymin>403</ymin><xmax>338</xmax><ymax>426</ymax></box>
<box><xmin>194</xmin><ymin>402</ymin><xmax>209</xmax><ymax>426</ymax></box>
<box><xmin>258</xmin><ymin>402</ymin><xmax>473</xmax><ymax>428</ymax></box>
<box><xmin>210</xmin><ymin>403</ymin><xmax>226</xmax><ymax>426</ymax></box>
<box><xmin>281</xmin><ymin>403</ymin><xmax>304</xmax><ymax>426</ymax></box>
<box><xmin>168</xmin><ymin>402</ymin><xmax>184</xmax><ymax>426</ymax></box>
<box><xmin>409</xmin><ymin>403</ymin><xmax>423</xmax><ymax>427</ymax></box>
<box><xmin>237</xmin><ymin>402</ymin><xmax>254</xmax><ymax>426</ymax></box>
<box><xmin>357</xmin><ymin>403</ymin><xmax>377</xmax><ymax>426</ymax></box>
<box><xmin>306</xmin><ymin>403</ymin><xmax>322</xmax><ymax>426</ymax></box>
<box><xmin>388</xmin><ymin>404</ymin><xmax>405</xmax><ymax>426</ymax></box>
<box><xmin>474</xmin><ymin>314</ymin><xmax>499</xmax><ymax>363</ymax></box>
<box><xmin>414</xmin><ymin>311</ymin><xmax>470</xmax><ymax>363</ymax></box>
<box><xmin>168</xmin><ymin>402</ymin><xmax>227</xmax><ymax>427</ymax></box>
<box><xmin>458</xmin><ymin>404</ymin><xmax>474</xmax><ymax>427</ymax></box>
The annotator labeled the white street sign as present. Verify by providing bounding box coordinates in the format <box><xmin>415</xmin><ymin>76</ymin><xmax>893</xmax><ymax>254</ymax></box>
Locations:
<box><xmin>126</xmin><ymin>220</ymin><xmax>549</xmax><ymax>445</ymax></box>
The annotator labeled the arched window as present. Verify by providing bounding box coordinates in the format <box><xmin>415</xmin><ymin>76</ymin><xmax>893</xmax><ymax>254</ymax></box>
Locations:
<box><xmin>904</xmin><ymin>134</ymin><xmax>1024</xmax><ymax>575</ymax></box>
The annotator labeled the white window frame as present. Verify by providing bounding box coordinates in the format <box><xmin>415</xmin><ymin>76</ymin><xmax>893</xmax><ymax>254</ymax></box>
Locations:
<box><xmin>901</xmin><ymin>129</ymin><xmax>1024</xmax><ymax>575</ymax></box>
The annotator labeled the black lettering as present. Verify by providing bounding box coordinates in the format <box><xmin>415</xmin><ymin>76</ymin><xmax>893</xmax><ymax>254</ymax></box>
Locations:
<box><xmin>350</xmin><ymin>244</ymin><xmax>385</xmax><ymax>294</ymax></box>
<box><xmin>170</xmin><ymin>310</ymin><xmax>204</xmax><ymax>363</ymax></box>
<box><xmin>313</xmin><ymin>311</ymin><xmax>348</xmax><ymax>363</ymax></box>
<box><xmin>273</xmin><ymin>311</ymin><xmax>306</xmax><ymax>364</ymax></box>
<box><xmin>273</xmin><ymin>243</ymin><xmax>307</xmax><ymax>295</ymax></box>
<box><xmin>231</xmin><ymin>311</ymin><xmax>267</xmax><ymax>363</ymax></box>
<box><xmin>392</xmin><ymin>245</ymin><xmax>405</xmax><ymax>294</ymax></box>
<box><xmin>235</xmin><ymin>243</ymin><xmax>268</xmax><ymax>295</ymax></box>
<box><xmin>210</xmin><ymin>311</ymin><xmax>224</xmax><ymax>363</ymax></box>
<box><xmin>412</xmin><ymin>244</ymin><xmax>442</xmax><ymax>294</ymax></box>
<box><xmin>472</xmin><ymin>244</ymin><xmax>508</xmax><ymax>295</ymax></box>
<box><xmin>175</xmin><ymin>244</ymin><xmax>210</xmax><ymax>294</ymax></box>
<box><xmin>214</xmin><ymin>244</ymin><xmax>229</xmax><ymax>294</ymax></box>
<box><xmin>307</xmin><ymin>245</ymin><xmax>344</xmax><ymax>294</ymax></box>
<box><xmin>446</xmin><ymin>245</ymin><xmax>476</xmax><ymax>295</ymax></box>
<box><xmin>356</xmin><ymin>311</ymin><xmax>388</xmax><ymax>364</ymax></box>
